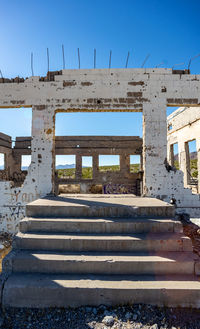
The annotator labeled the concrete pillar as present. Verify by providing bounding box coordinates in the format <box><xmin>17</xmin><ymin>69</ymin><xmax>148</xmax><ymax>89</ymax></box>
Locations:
<box><xmin>92</xmin><ymin>154</ymin><xmax>99</xmax><ymax>178</ymax></box>
<box><xmin>142</xmin><ymin>98</ymin><xmax>168</xmax><ymax>197</ymax></box>
<box><xmin>178</xmin><ymin>140</ymin><xmax>189</xmax><ymax>187</ymax></box>
<box><xmin>120</xmin><ymin>154</ymin><xmax>129</xmax><ymax>177</ymax></box>
<box><xmin>76</xmin><ymin>154</ymin><xmax>82</xmax><ymax>180</ymax></box>
<box><xmin>185</xmin><ymin>142</ymin><xmax>191</xmax><ymax>185</ymax></box>
<box><xmin>169</xmin><ymin>144</ymin><xmax>174</xmax><ymax>166</ymax></box>
<box><xmin>10</xmin><ymin>153</ymin><xmax>21</xmax><ymax>175</ymax></box>
<box><xmin>196</xmin><ymin>139</ymin><xmax>200</xmax><ymax>193</ymax></box>
<box><xmin>140</xmin><ymin>154</ymin><xmax>143</xmax><ymax>171</ymax></box>
<box><xmin>29</xmin><ymin>105</ymin><xmax>55</xmax><ymax>196</ymax></box>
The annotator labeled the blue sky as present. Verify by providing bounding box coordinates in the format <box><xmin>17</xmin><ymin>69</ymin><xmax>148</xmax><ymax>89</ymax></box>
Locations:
<box><xmin>0</xmin><ymin>0</ymin><xmax>199</xmax><ymax>166</ymax></box>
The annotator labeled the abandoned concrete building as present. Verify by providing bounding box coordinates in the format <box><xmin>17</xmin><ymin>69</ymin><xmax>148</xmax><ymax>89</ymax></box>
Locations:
<box><xmin>0</xmin><ymin>68</ymin><xmax>200</xmax><ymax>308</ymax></box>
<box><xmin>167</xmin><ymin>106</ymin><xmax>200</xmax><ymax>194</ymax></box>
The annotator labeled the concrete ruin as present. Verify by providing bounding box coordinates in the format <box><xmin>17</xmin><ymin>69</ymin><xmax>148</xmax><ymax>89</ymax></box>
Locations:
<box><xmin>167</xmin><ymin>106</ymin><xmax>200</xmax><ymax>193</ymax></box>
<box><xmin>0</xmin><ymin>134</ymin><xmax>142</xmax><ymax>194</ymax></box>
<box><xmin>0</xmin><ymin>68</ymin><xmax>200</xmax><ymax>233</ymax></box>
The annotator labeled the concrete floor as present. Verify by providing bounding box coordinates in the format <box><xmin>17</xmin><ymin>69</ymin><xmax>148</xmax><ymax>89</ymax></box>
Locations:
<box><xmin>29</xmin><ymin>194</ymin><xmax>173</xmax><ymax>208</ymax></box>
<box><xmin>26</xmin><ymin>195</ymin><xmax>174</xmax><ymax>218</ymax></box>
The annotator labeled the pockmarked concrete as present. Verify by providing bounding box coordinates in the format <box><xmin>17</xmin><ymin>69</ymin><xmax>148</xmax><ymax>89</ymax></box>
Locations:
<box><xmin>0</xmin><ymin>68</ymin><xmax>200</xmax><ymax>233</ymax></box>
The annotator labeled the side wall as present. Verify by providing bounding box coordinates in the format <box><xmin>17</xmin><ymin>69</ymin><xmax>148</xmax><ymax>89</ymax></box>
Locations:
<box><xmin>167</xmin><ymin>107</ymin><xmax>200</xmax><ymax>216</ymax></box>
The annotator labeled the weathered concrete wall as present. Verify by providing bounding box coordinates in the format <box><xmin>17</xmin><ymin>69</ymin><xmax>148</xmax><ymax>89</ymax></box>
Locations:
<box><xmin>167</xmin><ymin>107</ymin><xmax>200</xmax><ymax>190</ymax></box>
<box><xmin>167</xmin><ymin>107</ymin><xmax>200</xmax><ymax>216</ymax></box>
<box><xmin>55</xmin><ymin>136</ymin><xmax>142</xmax><ymax>194</ymax></box>
<box><xmin>0</xmin><ymin>68</ymin><xmax>200</xmax><ymax>232</ymax></box>
<box><xmin>8</xmin><ymin>135</ymin><xmax>142</xmax><ymax>194</ymax></box>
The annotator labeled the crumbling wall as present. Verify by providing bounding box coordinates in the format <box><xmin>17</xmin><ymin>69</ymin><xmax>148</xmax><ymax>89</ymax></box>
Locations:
<box><xmin>0</xmin><ymin>68</ymin><xmax>200</xmax><ymax>232</ymax></box>
<box><xmin>166</xmin><ymin>107</ymin><xmax>200</xmax><ymax>216</ymax></box>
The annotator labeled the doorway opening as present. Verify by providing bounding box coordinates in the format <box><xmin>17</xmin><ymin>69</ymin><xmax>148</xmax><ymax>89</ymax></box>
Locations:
<box><xmin>186</xmin><ymin>139</ymin><xmax>198</xmax><ymax>185</ymax></box>
<box><xmin>0</xmin><ymin>107</ymin><xmax>32</xmax><ymax>186</ymax></box>
<box><xmin>55</xmin><ymin>111</ymin><xmax>143</xmax><ymax>195</ymax></box>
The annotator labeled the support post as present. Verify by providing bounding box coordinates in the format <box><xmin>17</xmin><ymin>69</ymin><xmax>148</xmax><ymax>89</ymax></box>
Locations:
<box><xmin>92</xmin><ymin>154</ymin><xmax>99</xmax><ymax>179</ymax></box>
<box><xmin>142</xmin><ymin>99</ymin><xmax>168</xmax><ymax>197</ymax></box>
<box><xmin>76</xmin><ymin>154</ymin><xmax>82</xmax><ymax>180</ymax></box>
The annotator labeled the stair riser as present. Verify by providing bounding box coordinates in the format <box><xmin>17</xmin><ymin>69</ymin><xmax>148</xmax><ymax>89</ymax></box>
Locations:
<box><xmin>15</xmin><ymin>238</ymin><xmax>192</xmax><ymax>252</ymax></box>
<box><xmin>13</xmin><ymin>259</ymin><xmax>195</xmax><ymax>275</ymax></box>
<box><xmin>20</xmin><ymin>220</ymin><xmax>182</xmax><ymax>234</ymax></box>
<box><xmin>3</xmin><ymin>285</ymin><xmax>200</xmax><ymax>308</ymax></box>
<box><xmin>26</xmin><ymin>205</ymin><xmax>174</xmax><ymax>218</ymax></box>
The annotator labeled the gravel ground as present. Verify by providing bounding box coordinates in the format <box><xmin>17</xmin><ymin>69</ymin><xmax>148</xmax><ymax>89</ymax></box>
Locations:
<box><xmin>0</xmin><ymin>303</ymin><xmax>200</xmax><ymax>329</ymax></box>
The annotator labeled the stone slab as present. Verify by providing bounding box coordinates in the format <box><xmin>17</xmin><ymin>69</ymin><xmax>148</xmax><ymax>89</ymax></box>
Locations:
<box><xmin>12</xmin><ymin>250</ymin><xmax>196</xmax><ymax>275</ymax></box>
<box><xmin>3</xmin><ymin>273</ymin><xmax>200</xmax><ymax>308</ymax></box>
<box><xmin>15</xmin><ymin>232</ymin><xmax>192</xmax><ymax>252</ymax></box>
<box><xmin>20</xmin><ymin>217</ymin><xmax>183</xmax><ymax>234</ymax></box>
<box><xmin>26</xmin><ymin>195</ymin><xmax>175</xmax><ymax>218</ymax></box>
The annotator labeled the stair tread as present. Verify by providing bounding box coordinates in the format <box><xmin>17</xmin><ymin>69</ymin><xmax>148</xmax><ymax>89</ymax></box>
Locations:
<box><xmin>4</xmin><ymin>273</ymin><xmax>200</xmax><ymax>308</ymax></box>
<box><xmin>17</xmin><ymin>232</ymin><xmax>189</xmax><ymax>240</ymax></box>
<box><xmin>22</xmin><ymin>217</ymin><xmax>177</xmax><ymax>223</ymax></box>
<box><xmin>5</xmin><ymin>273</ymin><xmax>200</xmax><ymax>288</ymax></box>
<box><xmin>14</xmin><ymin>250</ymin><xmax>196</xmax><ymax>262</ymax></box>
<box><xmin>27</xmin><ymin>196</ymin><xmax>173</xmax><ymax>208</ymax></box>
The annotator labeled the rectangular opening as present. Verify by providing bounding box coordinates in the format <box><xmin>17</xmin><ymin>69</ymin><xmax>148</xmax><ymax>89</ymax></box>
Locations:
<box><xmin>55</xmin><ymin>111</ymin><xmax>143</xmax><ymax>195</ymax></box>
<box><xmin>99</xmin><ymin>155</ymin><xmax>120</xmax><ymax>172</ymax></box>
<box><xmin>172</xmin><ymin>143</ymin><xmax>179</xmax><ymax>170</ymax></box>
<box><xmin>188</xmin><ymin>139</ymin><xmax>198</xmax><ymax>181</ymax></box>
<box><xmin>130</xmin><ymin>155</ymin><xmax>141</xmax><ymax>173</ymax></box>
<box><xmin>0</xmin><ymin>153</ymin><xmax>5</xmax><ymax>170</ymax></box>
<box><xmin>168</xmin><ymin>124</ymin><xmax>172</xmax><ymax>131</ymax></box>
<box><xmin>82</xmin><ymin>156</ymin><xmax>93</xmax><ymax>179</ymax></box>
<box><xmin>21</xmin><ymin>155</ymin><xmax>31</xmax><ymax>170</ymax></box>
<box><xmin>56</xmin><ymin>155</ymin><xmax>76</xmax><ymax>179</ymax></box>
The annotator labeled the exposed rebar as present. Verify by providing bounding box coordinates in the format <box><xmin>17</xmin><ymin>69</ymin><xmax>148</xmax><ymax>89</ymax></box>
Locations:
<box><xmin>125</xmin><ymin>51</ymin><xmax>130</xmax><ymax>68</ymax></box>
<box><xmin>109</xmin><ymin>50</ymin><xmax>112</xmax><ymax>69</ymax></box>
<box><xmin>62</xmin><ymin>44</ymin><xmax>65</xmax><ymax>70</ymax></box>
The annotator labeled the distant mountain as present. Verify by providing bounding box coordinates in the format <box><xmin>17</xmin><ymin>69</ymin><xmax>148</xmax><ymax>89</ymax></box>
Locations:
<box><xmin>0</xmin><ymin>164</ymin><xmax>87</xmax><ymax>170</ymax></box>
<box><xmin>174</xmin><ymin>151</ymin><xmax>197</xmax><ymax>161</ymax></box>
<box><xmin>56</xmin><ymin>164</ymin><xmax>76</xmax><ymax>169</ymax></box>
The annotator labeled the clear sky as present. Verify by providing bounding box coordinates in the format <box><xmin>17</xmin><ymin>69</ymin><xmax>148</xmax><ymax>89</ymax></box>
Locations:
<box><xmin>0</xmin><ymin>0</ymin><xmax>199</xmax><ymax>166</ymax></box>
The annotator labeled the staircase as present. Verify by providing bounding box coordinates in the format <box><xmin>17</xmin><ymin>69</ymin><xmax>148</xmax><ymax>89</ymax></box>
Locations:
<box><xmin>1</xmin><ymin>195</ymin><xmax>200</xmax><ymax>308</ymax></box>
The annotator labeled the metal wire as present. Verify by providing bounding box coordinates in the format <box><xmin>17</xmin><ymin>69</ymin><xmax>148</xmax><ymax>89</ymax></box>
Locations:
<box><xmin>188</xmin><ymin>53</ymin><xmax>200</xmax><ymax>70</ymax></box>
<box><xmin>78</xmin><ymin>48</ymin><xmax>80</xmax><ymax>69</ymax></box>
<box><xmin>109</xmin><ymin>50</ymin><xmax>112</xmax><ymax>69</ymax></box>
<box><xmin>125</xmin><ymin>51</ymin><xmax>130</xmax><ymax>68</ymax></box>
<box><xmin>47</xmin><ymin>48</ymin><xmax>50</xmax><ymax>74</ymax></box>
<box><xmin>62</xmin><ymin>44</ymin><xmax>65</xmax><ymax>69</ymax></box>
<box><xmin>31</xmin><ymin>53</ymin><xmax>34</xmax><ymax>76</ymax></box>
<box><xmin>94</xmin><ymin>48</ymin><xmax>96</xmax><ymax>69</ymax></box>
<box><xmin>141</xmin><ymin>54</ymin><xmax>150</xmax><ymax>68</ymax></box>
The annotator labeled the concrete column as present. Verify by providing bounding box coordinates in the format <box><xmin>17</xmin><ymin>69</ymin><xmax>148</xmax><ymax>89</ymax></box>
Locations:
<box><xmin>142</xmin><ymin>98</ymin><xmax>168</xmax><ymax>197</ymax></box>
<box><xmin>76</xmin><ymin>154</ymin><xmax>82</xmax><ymax>180</ymax></box>
<box><xmin>185</xmin><ymin>142</ymin><xmax>190</xmax><ymax>185</ymax></box>
<box><xmin>169</xmin><ymin>144</ymin><xmax>174</xmax><ymax>166</ymax></box>
<box><xmin>10</xmin><ymin>153</ymin><xmax>21</xmax><ymax>175</ymax></box>
<box><xmin>28</xmin><ymin>105</ymin><xmax>55</xmax><ymax>196</ymax></box>
<box><xmin>196</xmin><ymin>139</ymin><xmax>200</xmax><ymax>193</ymax></box>
<box><xmin>120</xmin><ymin>154</ymin><xmax>129</xmax><ymax>177</ymax></box>
<box><xmin>92</xmin><ymin>154</ymin><xmax>99</xmax><ymax>178</ymax></box>
<box><xmin>178</xmin><ymin>140</ymin><xmax>189</xmax><ymax>187</ymax></box>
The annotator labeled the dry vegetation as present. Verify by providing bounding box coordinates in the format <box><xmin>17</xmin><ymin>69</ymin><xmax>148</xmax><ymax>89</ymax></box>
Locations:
<box><xmin>57</xmin><ymin>164</ymin><xmax>140</xmax><ymax>179</ymax></box>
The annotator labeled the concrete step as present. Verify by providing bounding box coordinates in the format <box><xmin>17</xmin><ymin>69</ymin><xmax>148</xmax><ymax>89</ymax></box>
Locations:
<box><xmin>20</xmin><ymin>217</ymin><xmax>183</xmax><ymax>234</ymax></box>
<box><xmin>3</xmin><ymin>273</ymin><xmax>200</xmax><ymax>308</ymax></box>
<box><xmin>26</xmin><ymin>196</ymin><xmax>174</xmax><ymax>218</ymax></box>
<box><xmin>15</xmin><ymin>232</ymin><xmax>193</xmax><ymax>252</ymax></box>
<box><xmin>12</xmin><ymin>250</ymin><xmax>197</xmax><ymax>275</ymax></box>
